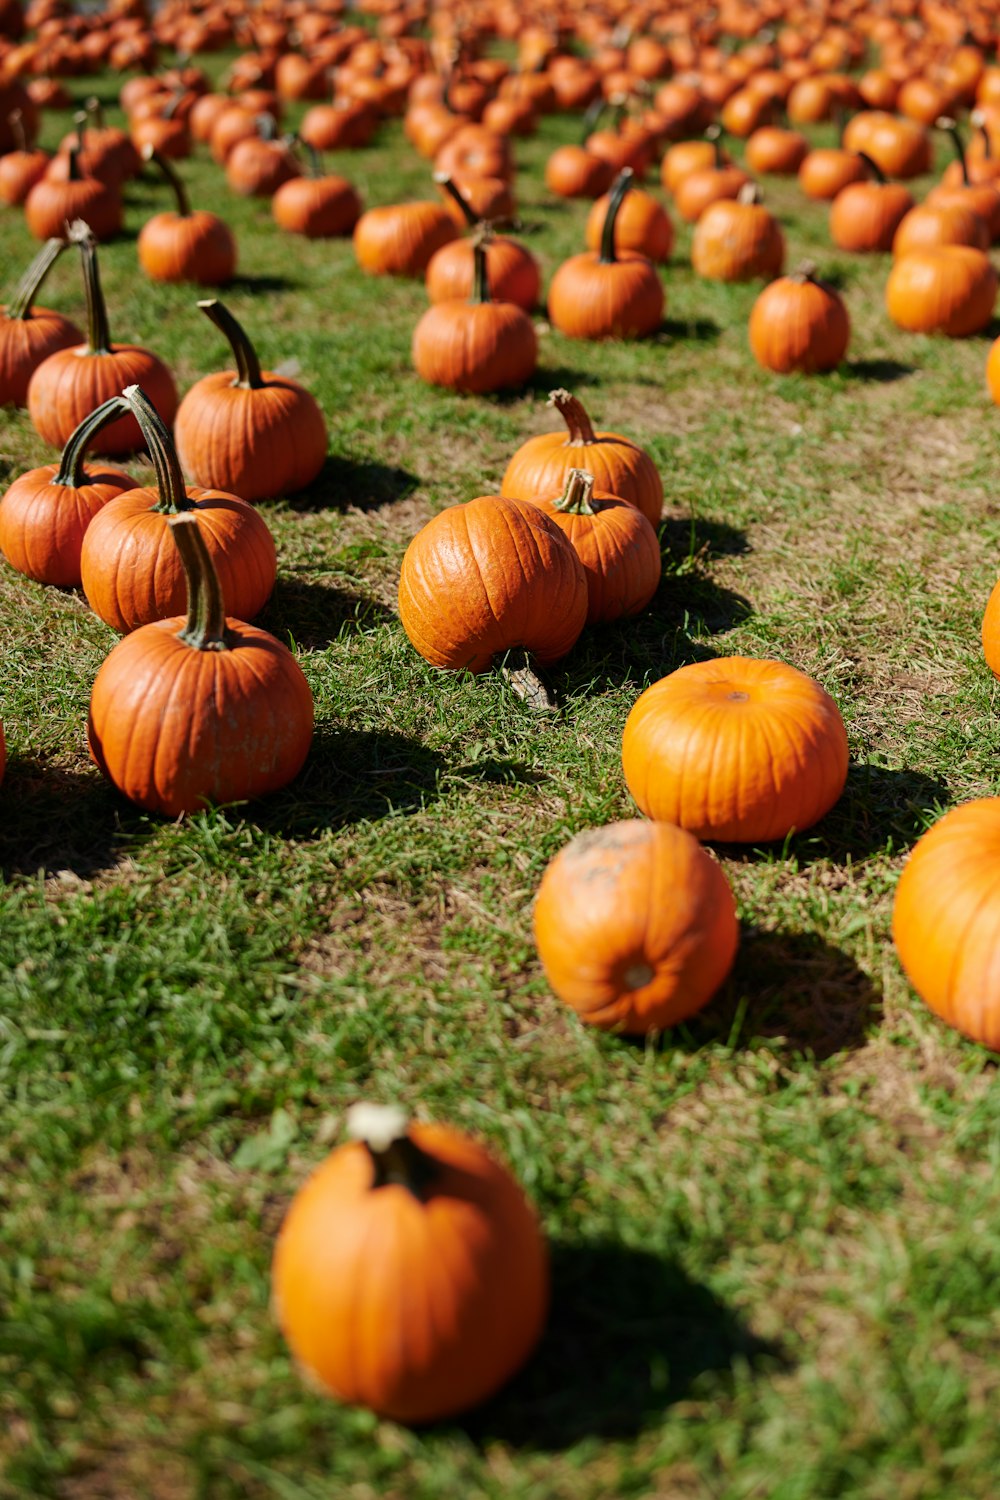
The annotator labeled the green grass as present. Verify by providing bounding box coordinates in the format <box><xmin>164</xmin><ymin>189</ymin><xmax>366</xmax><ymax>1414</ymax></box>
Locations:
<box><xmin>2</xmin><ymin>56</ymin><xmax>1000</xmax><ymax>1500</ymax></box>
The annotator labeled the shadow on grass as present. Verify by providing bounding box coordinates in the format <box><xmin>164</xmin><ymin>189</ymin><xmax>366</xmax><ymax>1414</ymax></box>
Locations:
<box><xmin>468</xmin><ymin>1241</ymin><xmax>783</xmax><ymax>1449</ymax></box>
<box><xmin>258</xmin><ymin>575</ymin><xmax>393</xmax><ymax>650</ymax></box>
<box><xmin>660</xmin><ymin>513</ymin><xmax>751</xmax><ymax>561</ymax></box>
<box><xmin>844</xmin><ymin>358</ymin><xmax>915</xmax><ymax>383</ymax></box>
<box><xmin>227</xmin><ymin>273</ymin><xmax>302</xmax><ymax>295</ymax></box>
<box><xmin>0</xmin><ymin>758</ymin><xmax>147</xmax><ymax>880</ymax></box>
<box><xmin>252</xmin><ymin>726</ymin><xmax>445</xmax><ymax>837</ymax></box>
<box><xmin>655</xmin><ymin>315</ymin><xmax>722</xmax><ymax>344</ymax></box>
<box><xmin>291</xmin><ymin>453</ymin><xmax>419</xmax><ymax>512</ymax></box>
<box><xmin>792</xmin><ymin>763</ymin><xmax>948</xmax><ymax>864</ymax></box>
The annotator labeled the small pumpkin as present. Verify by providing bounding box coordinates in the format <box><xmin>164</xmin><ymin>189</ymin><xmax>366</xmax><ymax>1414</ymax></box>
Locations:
<box><xmin>885</xmin><ymin>245</ymin><xmax>997</xmax><ymax>336</ymax></box>
<box><xmin>175</xmin><ymin>299</ymin><xmax>327</xmax><ymax>502</ymax></box>
<box><xmin>0</xmin><ymin>107</ymin><xmax>49</xmax><ymax>205</ymax></box>
<box><xmin>661</xmin><ymin>127</ymin><xmax>731</xmax><ymax>197</ymax></box>
<box><xmin>27</xmin><ymin>222</ymin><xmax>178</xmax><ymax>456</ymax></box>
<box><xmin>929</xmin><ymin>116</ymin><xmax>1000</xmax><ymax>239</ymax></box>
<box><xmin>584</xmin><ymin>183</ymin><xmax>674</xmax><ymax>262</ymax></box>
<box><xmin>527</xmin><ymin>468</ymin><xmax>660</xmax><ymax>624</ymax></box>
<box><xmin>892</xmin><ymin>800</ymin><xmax>1000</xmax><ymax>1051</ymax></box>
<box><xmin>691</xmin><ymin>183</ymin><xmax>785</xmax><ymax>282</ymax></box>
<box><xmin>271</xmin><ymin>1102</ymin><xmax>548</xmax><ymax>1423</ymax></box>
<box><xmin>88</xmin><ymin>512</ymin><xmax>312</xmax><ymax>816</ymax></box>
<box><xmin>829</xmin><ymin>152</ymin><xmax>914</xmax><ymax>253</ymax></box>
<box><xmin>548</xmin><ymin>168</ymin><xmax>664</xmax><ymax>341</ymax></box>
<box><xmin>673</xmin><ymin>147</ymin><xmax>750</xmax><ymax>224</ymax></box>
<box><xmin>744</xmin><ymin>122</ymin><xmax>809</xmax><ymax>175</ymax></box>
<box><xmin>533</xmin><ymin>819</ymin><xmax>739</xmax><ymax>1033</ymax></box>
<box><xmin>0</xmin><ymin>237</ymin><xmax>81</xmax><ymax>409</ymax></box>
<box><xmin>225</xmin><ymin>114</ymin><xmax>300</xmax><ymax>197</ymax></box>
<box><xmin>272</xmin><ymin>142</ymin><xmax>362</xmax><ymax>239</ymax></box>
<box><xmin>425</xmin><ymin>176</ymin><xmax>540</xmax><ymax>311</ymax></box>
<box><xmin>0</xmin><ymin>397</ymin><xmax>133</xmax><ymax>587</ymax></box>
<box><xmin>501</xmin><ymin>388</ymin><xmax>663</xmax><ymax>528</ymax></box>
<box><xmin>621</xmin><ymin>656</ymin><xmax>849</xmax><ymax>842</ymax></box>
<box><xmin>544</xmin><ymin>144</ymin><xmax>613</xmax><ymax>200</ymax></box>
<box><xmin>353</xmin><ymin>200</ymin><xmax>458</xmax><ymax>277</ymax></box>
<box><xmin>137</xmin><ymin>145</ymin><xmax>237</xmax><ymax>286</ymax></box>
<box><xmin>748</xmin><ymin>264</ymin><xmax>850</xmax><ymax>373</ymax></box>
<box><xmin>412</xmin><ymin>232</ymin><xmax>538</xmax><ymax>394</ymax></box>
<box><xmin>80</xmin><ymin>384</ymin><xmax>277</xmax><ymax>634</ymax></box>
<box><xmin>25</xmin><ymin>139</ymin><xmax>123</xmax><ymax>243</ymax></box>
<box><xmin>798</xmin><ymin>127</ymin><xmax>867</xmax><ymax>200</ymax></box>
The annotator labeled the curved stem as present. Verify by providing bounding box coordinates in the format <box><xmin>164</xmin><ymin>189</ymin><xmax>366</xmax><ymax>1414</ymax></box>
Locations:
<box><xmin>856</xmin><ymin>150</ymin><xmax>886</xmax><ymax>185</ymax></box>
<box><xmin>6</xmin><ymin>237</ymin><xmax>69</xmax><ymax>321</ymax></box>
<box><xmin>980</xmin><ymin>122</ymin><xmax>993</xmax><ymax>163</ymax></box>
<box><xmin>85</xmin><ymin>96</ymin><xmax>105</xmax><ymax>130</ymax></box>
<box><xmin>600</xmin><ymin>167</ymin><xmax>633</xmax><ymax>264</ymax></box>
<box><xmin>68</xmin><ymin>221</ymin><xmax>112</xmax><ymax>354</ymax></box>
<box><xmin>548</xmin><ymin>388</ymin><xmax>596</xmax><ymax>443</ymax></box>
<box><xmin>67</xmin><ymin>140</ymin><xmax>82</xmax><ymax>182</ymax></box>
<box><xmin>346</xmin><ymin>1103</ymin><xmax>437</xmax><ymax>1198</ymax></box>
<box><xmin>52</xmin><ymin>397</ymin><xmax>128</xmax><ymax>486</ymax></box>
<box><xmin>121</xmin><ymin>384</ymin><xmax>193</xmax><ymax>515</ymax></box>
<box><xmin>737</xmin><ymin>181</ymin><xmax>761</xmax><ymax>205</ymax></box>
<box><xmin>552</xmin><ymin>468</ymin><xmax>597</xmax><ymax>515</ymax></box>
<box><xmin>142</xmin><ymin>143</ymin><xmax>190</xmax><ymax>216</ymax></box>
<box><xmin>434</xmin><ymin>171</ymin><xmax>478</xmax><ymax>227</ymax></box>
<box><xmin>299</xmin><ymin>137</ymin><xmax>323</xmax><ymax>179</ymax></box>
<box><xmin>9</xmin><ymin>109</ymin><xmax>26</xmax><ymax>153</ymax></box>
<box><xmin>197</xmin><ymin>298</ymin><xmax>263</xmax><ymax>389</ymax></box>
<box><xmin>581</xmin><ymin>95</ymin><xmax>605</xmax><ymax>145</ymax></box>
<box><xmin>936</xmin><ymin>115</ymin><xmax>968</xmax><ymax>185</ymax></box>
<box><xmin>706</xmin><ymin>123</ymin><xmax>724</xmax><ymax>168</ymax></box>
<box><xmin>168</xmin><ymin>514</ymin><xmax>231</xmax><ymax>652</ymax></box>
<box><xmin>471</xmin><ymin>229</ymin><xmax>492</xmax><ymax>304</ymax></box>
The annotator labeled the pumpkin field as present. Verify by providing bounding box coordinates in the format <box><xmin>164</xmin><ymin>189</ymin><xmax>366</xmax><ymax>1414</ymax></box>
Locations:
<box><xmin>2</xmin><ymin>0</ymin><xmax>1000</xmax><ymax>1495</ymax></box>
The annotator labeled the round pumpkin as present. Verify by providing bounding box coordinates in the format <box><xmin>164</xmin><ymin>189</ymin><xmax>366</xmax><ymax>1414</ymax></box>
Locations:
<box><xmin>353</xmin><ymin>201</ymin><xmax>458</xmax><ymax>277</ymax></box>
<box><xmin>691</xmin><ymin>184</ymin><xmax>785</xmax><ymax>282</ymax></box>
<box><xmin>749</xmin><ymin>266</ymin><xmax>850</xmax><ymax>373</ymax></box>
<box><xmin>621</xmin><ymin>656</ymin><xmax>849</xmax><ymax>842</ymax></box>
<box><xmin>0</xmin><ymin>237</ymin><xmax>82</xmax><ymax>409</ymax></box>
<box><xmin>412</xmin><ymin>234</ymin><xmax>537</xmax><ymax>394</ymax></box>
<box><xmin>548</xmin><ymin>168</ymin><xmax>664</xmax><ymax>340</ymax></box>
<box><xmin>584</xmin><ymin>185</ymin><xmax>673</xmax><ymax>262</ymax></box>
<box><xmin>533</xmin><ymin>819</ymin><xmax>739</xmax><ymax>1033</ymax></box>
<box><xmin>986</xmin><ymin>336</ymin><xmax>1000</xmax><ymax>407</ymax></box>
<box><xmin>892</xmin><ymin>202</ymin><xmax>990</xmax><ymax>258</ymax></box>
<box><xmin>886</xmin><ymin>246</ymin><xmax>997</xmax><ymax>336</ymax></box>
<box><xmin>426</xmin><ymin>176</ymin><xmax>540</xmax><ymax>311</ymax></box>
<box><xmin>892</xmin><ymin>800</ymin><xmax>1000</xmax><ymax>1051</ymax></box>
<box><xmin>829</xmin><ymin>158</ymin><xmax>915</xmax><ymax>253</ymax></box>
<box><xmin>137</xmin><ymin>146</ymin><xmax>237</xmax><ymax>285</ymax></box>
<box><xmin>271</xmin><ymin>1103</ymin><xmax>548</xmax><ymax>1423</ymax></box>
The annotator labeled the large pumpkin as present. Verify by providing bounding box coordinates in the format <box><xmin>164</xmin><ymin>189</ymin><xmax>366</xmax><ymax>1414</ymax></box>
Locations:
<box><xmin>892</xmin><ymin>800</ymin><xmax>1000</xmax><ymax>1050</ymax></box>
<box><xmin>501</xmin><ymin>389</ymin><xmax>663</xmax><ymax>527</ymax></box>
<box><xmin>621</xmin><ymin>656</ymin><xmax>849</xmax><ymax>842</ymax></box>
<box><xmin>533</xmin><ymin>819</ymin><xmax>739</xmax><ymax>1033</ymax></box>
<box><xmin>271</xmin><ymin>1103</ymin><xmax>548</xmax><ymax>1424</ymax></box>
<box><xmin>398</xmin><ymin>495</ymin><xmax>587</xmax><ymax>674</ymax></box>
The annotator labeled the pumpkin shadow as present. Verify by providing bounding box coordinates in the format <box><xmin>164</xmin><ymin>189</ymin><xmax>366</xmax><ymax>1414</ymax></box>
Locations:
<box><xmin>660</xmin><ymin>513</ymin><xmax>751</xmax><ymax>561</ymax></box>
<box><xmin>258</xmin><ymin>575</ymin><xmax>393</xmax><ymax>650</ymax></box>
<box><xmin>654</xmin><ymin>315</ymin><xmax>722</xmax><ymax>344</ymax></box>
<box><xmin>490</xmin><ymin>366</ymin><xmax>603</xmax><ymax>405</ymax></box>
<box><xmin>226</xmin><ymin>273</ymin><xmax>302</xmax><ymax>295</ymax></box>
<box><xmin>786</xmin><ymin>762</ymin><xmax>948</xmax><ymax>865</ymax></box>
<box><xmin>844</xmin><ymin>358</ymin><xmax>915</xmax><ymax>383</ymax></box>
<box><xmin>249</xmin><ymin>727</ymin><xmax>446</xmax><ymax>837</ymax></box>
<box><xmin>290</xmin><ymin>454</ymin><xmax>419</xmax><ymax>513</ymax></box>
<box><xmin>466</xmin><ymin>1241</ymin><xmax>783</xmax><ymax>1449</ymax></box>
<box><xmin>0</xmin><ymin>757</ymin><xmax>149</xmax><ymax>880</ymax></box>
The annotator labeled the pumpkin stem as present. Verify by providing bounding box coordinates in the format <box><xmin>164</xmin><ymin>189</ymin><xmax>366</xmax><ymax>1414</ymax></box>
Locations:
<box><xmin>85</xmin><ymin>96</ymin><xmax>105</xmax><ymax>130</ymax></box>
<box><xmin>256</xmin><ymin>112</ymin><xmax>278</xmax><ymax>142</ymax></box>
<box><xmin>971</xmin><ymin>110</ymin><xmax>993</xmax><ymax>162</ymax></box>
<box><xmin>67</xmin><ymin>138</ymin><xmax>83</xmax><ymax>183</ymax></box>
<box><xmin>51</xmin><ymin>397</ymin><xmax>128</xmax><ymax>487</ymax></box>
<box><xmin>120</xmin><ymin>383</ymin><xmax>194</xmax><ymax>515</ymax></box>
<box><xmin>9</xmin><ymin>109</ymin><xmax>27</xmax><ymax>154</ymax></box>
<box><xmin>936</xmin><ymin>115</ymin><xmax>968</xmax><ymax>185</ymax></box>
<box><xmin>856</xmin><ymin>150</ymin><xmax>886</xmax><ymax>185</ymax></box>
<box><xmin>789</xmin><ymin>260</ymin><xmax>820</xmax><ymax>284</ymax></box>
<box><xmin>346</xmin><ymin>1103</ymin><xmax>437</xmax><ymax>1199</ymax></box>
<box><xmin>298</xmin><ymin>137</ymin><xmax>324</xmax><ymax>179</ymax></box>
<box><xmin>68</xmin><ymin>220</ymin><xmax>113</xmax><ymax>355</ymax></box>
<box><xmin>737</xmin><ymin>181</ymin><xmax>761</xmax><ymax>204</ymax></box>
<box><xmin>197</xmin><ymin>298</ymin><xmax>264</xmax><ymax>390</ymax></box>
<box><xmin>552</xmin><ymin>467</ymin><xmax>597</xmax><ymax>515</ymax></box>
<box><xmin>497</xmin><ymin>646</ymin><xmax>558</xmax><ymax>713</ymax></box>
<box><xmin>581</xmin><ymin>95</ymin><xmax>606</xmax><ymax>146</ymax></box>
<box><xmin>548</xmin><ymin>388</ymin><xmax>597</xmax><ymax>444</ymax></box>
<box><xmin>706</xmin><ymin>123</ymin><xmax>724</xmax><ymax>167</ymax></box>
<box><xmin>470</xmin><ymin>227</ymin><xmax>492</xmax><ymax>304</ymax></box>
<box><xmin>142</xmin><ymin>142</ymin><xmax>191</xmax><ymax>217</ymax></box>
<box><xmin>600</xmin><ymin>167</ymin><xmax>634</xmax><ymax>264</ymax></box>
<box><xmin>168</xmin><ymin>514</ymin><xmax>231</xmax><ymax>652</ymax></box>
<box><xmin>434</xmin><ymin>170</ymin><xmax>478</xmax><ymax>227</ymax></box>
<box><xmin>6</xmin><ymin>237</ymin><xmax>69</xmax><ymax>321</ymax></box>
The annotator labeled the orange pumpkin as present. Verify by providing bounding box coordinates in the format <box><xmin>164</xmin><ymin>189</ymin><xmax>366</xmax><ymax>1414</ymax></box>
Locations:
<box><xmin>744</xmin><ymin>123</ymin><xmax>809</xmax><ymax>175</ymax></box>
<box><xmin>585</xmin><ymin>184</ymin><xmax>674</xmax><ymax>262</ymax></box>
<box><xmin>528</xmin><ymin>468</ymin><xmax>660</xmax><ymax>624</ymax></box>
<box><xmin>748</xmin><ymin>266</ymin><xmax>850</xmax><ymax>373</ymax></box>
<box><xmin>892</xmin><ymin>800</ymin><xmax>1000</xmax><ymax>1051</ymax></box>
<box><xmin>829</xmin><ymin>155</ymin><xmax>914</xmax><ymax>252</ymax></box>
<box><xmin>621</xmin><ymin>656</ymin><xmax>849</xmax><ymax>842</ymax></box>
<box><xmin>544</xmin><ymin>143</ymin><xmax>614</xmax><ymax>199</ymax></box>
<box><xmin>426</xmin><ymin>176</ymin><xmax>540</xmax><ymax>311</ymax></box>
<box><xmin>533</xmin><ymin>819</ymin><xmax>739</xmax><ymax>1033</ymax></box>
<box><xmin>271</xmin><ymin>1103</ymin><xmax>548</xmax><ymax>1423</ymax></box>
<box><xmin>798</xmin><ymin>145</ymin><xmax>867</xmax><ymax>201</ymax></box>
<box><xmin>892</xmin><ymin>202</ymin><xmax>990</xmax><ymax>257</ymax></box>
<box><xmin>271</xmin><ymin>144</ymin><xmax>362</xmax><ymax>240</ymax></box>
<box><xmin>886</xmin><ymin>246</ymin><xmax>997</xmax><ymax>336</ymax></box>
<box><xmin>353</xmin><ymin>200</ymin><xmax>458</xmax><ymax>277</ymax></box>
<box><xmin>0</xmin><ymin>236</ymin><xmax>81</xmax><ymax>409</ymax></box>
<box><xmin>986</xmin><ymin>335</ymin><xmax>1000</xmax><ymax>407</ymax></box>
<box><xmin>412</xmin><ymin>233</ymin><xmax>537</xmax><ymax>394</ymax></box>
<box><xmin>137</xmin><ymin>146</ymin><xmax>237</xmax><ymax>285</ymax></box>
<box><xmin>691</xmin><ymin>184</ymin><xmax>785</xmax><ymax>281</ymax></box>
<box><xmin>548</xmin><ymin>169</ymin><xmax>664</xmax><ymax>340</ymax></box>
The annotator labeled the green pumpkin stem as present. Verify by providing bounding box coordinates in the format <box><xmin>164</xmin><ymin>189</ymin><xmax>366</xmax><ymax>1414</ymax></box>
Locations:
<box><xmin>548</xmin><ymin>388</ymin><xmax>597</xmax><ymax>444</ymax></box>
<box><xmin>51</xmin><ymin>397</ymin><xmax>128</xmax><ymax>487</ymax></box>
<box><xmin>936</xmin><ymin>115</ymin><xmax>968</xmax><ymax>185</ymax></box>
<box><xmin>600</xmin><ymin>167</ymin><xmax>633</xmax><ymax>265</ymax></box>
<box><xmin>68</xmin><ymin>219</ymin><xmax>113</xmax><ymax>355</ymax></box>
<box><xmin>6</xmin><ymin>237</ymin><xmax>69</xmax><ymax>321</ymax></box>
<box><xmin>121</xmin><ymin>383</ymin><xmax>194</xmax><ymax>515</ymax></box>
<box><xmin>346</xmin><ymin>1103</ymin><xmax>437</xmax><ymax>1199</ymax></box>
<box><xmin>299</xmin><ymin>137</ymin><xmax>324</xmax><ymax>179</ymax></box>
<box><xmin>67</xmin><ymin>138</ymin><xmax>83</xmax><ymax>183</ymax></box>
<box><xmin>197</xmin><ymin>298</ymin><xmax>263</xmax><ymax>390</ymax></box>
<box><xmin>434</xmin><ymin>171</ymin><xmax>478</xmax><ymax>228</ymax></box>
<box><xmin>85</xmin><ymin>96</ymin><xmax>105</xmax><ymax>130</ymax></box>
<box><xmin>142</xmin><ymin>142</ymin><xmax>190</xmax><ymax>217</ymax></box>
<box><xmin>553</xmin><ymin>467</ymin><xmax>597</xmax><ymax>515</ymax></box>
<box><xmin>471</xmin><ymin>228</ymin><xmax>492</xmax><ymax>304</ymax></box>
<box><xmin>581</xmin><ymin>95</ymin><xmax>606</xmax><ymax>146</ymax></box>
<box><xmin>706</xmin><ymin>123</ymin><xmax>724</xmax><ymax>167</ymax></box>
<box><xmin>9</xmin><ymin>109</ymin><xmax>27</xmax><ymax>154</ymax></box>
<box><xmin>168</xmin><ymin>514</ymin><xmax>230</xmax><ymax>652</ymax></box>
<box><xmin>256</xmin><ymin>112</ymin><xmax>278</xmax><ymax>142</ymax></box>
<box><xmin>856</xmin><ymin>150</ymin><xmax>886</xmax><ymax>185</ymax></box>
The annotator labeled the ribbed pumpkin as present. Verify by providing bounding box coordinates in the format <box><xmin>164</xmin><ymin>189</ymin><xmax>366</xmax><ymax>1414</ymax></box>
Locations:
<box><xmin>892</xmin><ymin>202</ymin><xmax>990</xmax><ymax>258</ymax></box>
<box><xmin>353</xmin><ymin>200</ymin><xmax>458</xmax><ymax>277</ymax></box>
<box><xmin>892</xmin><ymin>800</ymin><xmax>1000</xmax><ymax>1051</ymax></box>
<box><xmin>27</xmin><ymin>223</ymin><xmax>177</xmax><ymax>456</ymax></box>
<box><xmin>425</xmin><ymin>176</ymin><xmax>540</xmax><ymax>311</ymax></box>
<box><xmin>271</xmin><ymin>1103</ymin><xmax>548</xmax><ymax>1423</ymax></box>
<box><xmin>621</xmin><ymin>656</ymin><xmax>849</xmax><ymax>842</ymax></box>
<box><xmin>88</xmin><ymin>513</ymin><xmax>312</xmax><ymax>817</ymax></box>
<box><xmin>749</xmin><ymin>265</ymin><xmax>850</xmax><ymax>373</ymax></box>
<box><xmin>691</xmin><ymin>184</ymin><xmax>785</xmax><ymax>281</ymax></box>
<box><xmin>0</xmin><ymin>237</ymin><xmax>81</xmax><ymax>409</ymax></box>
<box><xmin>24</xmin><ymin>140</ymin><xmax>123</xmax><ymax>243</ymax></box>
<box><xmin>0</xmin><ymin>109</ymin><xmax>48</xmax><ymax>205</ymax></box>
<box><xmin>886</xmin><ymin>246</ymin><xmax>997</xmax><ymax>336</ymax></box>
<box><xmin>271</xmin><ymin>144</ymin><xmax>362</xmax><ymax>239</ymax></box>
<box><xmin>412</xmin><ymin>234</ymin><xmax>537</xmax><ymax>394</ymax></box>
<box><xmin>533</xmin><ymin>819</ymin><xmax>739</xmax><ymax>1033</ymax></box>
<box><xmin>398</xmin><ymin>495</ymin><xmax>587</xmax><ymax>675</ymax></box>
<box><xmin>673</xmin><ymin>153</ymin><xmax>751</xmax><ymax>223</ymax></box>
<box><xmin>501</xmin><ymin>389</ymin><xmax>663</xmax><ymax>528</ymax></box>
<box><xmin>225</xmin><ymin>116</ymin><xmax>300</xmax><ymax>197</ymax></box>
<box><xmin>548</xmin><ymin>169</ymin><xmax>664</xmax><ymax>340</ymax></box>
<box><xmin>528</xmin><ymin>469</ymin><xmax>660</xmax><ymax>624</ymax></box>
<box><xmin>661</xmin><ymin>129</ymin><xmax>731</xmax><ymax>197</ymax></box>
<box><xmin>80</xmin><ymin>385</ymin><xmax>276</xmax><ymax>634</ymax></box>
<box><xmin>829</xmin><ymin>154</ymin><xmax>914</xmax><ymax>253</ymax></box>
<box><xmin>798</xmin><ymin>146</ymin><xmax>867</xmax><ymax>201</ymax></box>
<box><xmin>584</xmin><ymin>184</ymin><xmax>674</xmax><ymax>262</ymax></box>
<box><xmin>137</xmin><ymin>146</ymin><xmax>237</xmax><ymax>286</ymax></box>
<box><xmin>0</xmin><ymin>398</ymin><xmax>133</xmax><ymax>587</ymax></box>
<box><xmin>930</xmin><ymin>116</ymin><xmax>1000</xmax><ymax>239</ymax></box>
<box><xmin>175</xmin><ymin>300</ymin><xmax>327</xmax><ymax>502</ymax></box>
